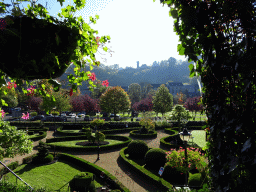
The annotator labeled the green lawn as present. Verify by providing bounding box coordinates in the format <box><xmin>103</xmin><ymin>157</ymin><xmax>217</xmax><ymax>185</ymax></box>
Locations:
<box><xmin>60</xmin><ymin>130</ymin><xmax>81</xmax><ymax>133</ymax></box>
<box><xmin>5</xmin><ymin>159</ymin><xmax>104</xmax><ymax>191</ymax></box>
<box><xmin>49</xmin><ymin>139</ymin><xmax>122</xmax><ymax>147</ymax></box>
<box><xmin>186</xmin><ymin>130</ymin><xmax>208</xmax><ymax>149</ymax></box>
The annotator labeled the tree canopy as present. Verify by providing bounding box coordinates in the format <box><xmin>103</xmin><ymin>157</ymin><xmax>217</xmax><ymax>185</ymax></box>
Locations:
<box><xmin>152</xmin><ymin>84</ymin><xmax>173</xmax><ymax>117</ymax></box>
<box><xmin>99</xmin><ymin>86</ymin><xmax>131</xmax><ymax>116</ymax></box>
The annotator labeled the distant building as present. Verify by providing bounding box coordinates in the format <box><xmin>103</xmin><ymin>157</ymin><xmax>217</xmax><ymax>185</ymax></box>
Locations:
<box><xmin>166</xmin><ymin>81</ymin><xmax>202</xmax><ymax>98</ymax></box>
<box><xmin>137</xmin><ymin>61</ymin><xmax>139</xmax><ymax>69</ymax></box>
<box><xmin>151</xmin><ymin>84</ymin><xmax>162</xmax><ymax>90</ymax></box>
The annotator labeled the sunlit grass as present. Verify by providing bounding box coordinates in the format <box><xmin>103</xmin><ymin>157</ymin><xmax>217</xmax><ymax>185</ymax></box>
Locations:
<box><xmin>49</xmin><ymin>139</ymin><xmax>123</xmax><ymax>147</ymax></box>
<box><xmin>5</xmin><ymin>159</ymin><xmax>103</xmax><ymax>191</ymax></box>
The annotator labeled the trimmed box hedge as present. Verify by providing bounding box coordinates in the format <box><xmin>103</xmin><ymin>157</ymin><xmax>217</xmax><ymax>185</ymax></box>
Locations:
<box><xmin>119</xmin><ymin>147</ymin><xmax>172</xmax><ymax>191</ymax></box>
<box><xmin>45</xmin><ymin>135</ymin><xmax>132</xmax><ymax>152</ymax></box>
<box><xmin>129</xmin><ymin>130</ymin><xmax>157</xmax><ymax>139</ymax></box>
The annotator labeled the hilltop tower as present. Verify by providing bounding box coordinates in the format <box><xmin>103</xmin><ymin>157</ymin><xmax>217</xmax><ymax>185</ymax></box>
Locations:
<box><xmin>137</xmin><ymin>61</ymin><xmax>139</xmax><ymax>68</ymax></box>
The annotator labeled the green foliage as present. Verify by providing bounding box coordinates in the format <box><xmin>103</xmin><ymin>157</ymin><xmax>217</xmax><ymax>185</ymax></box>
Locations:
<box><xmin>188</xmin><ymin>173</ymin><xmax>202</xmax><ymax>187</ymax></box>
<box><xmin>51</xmin><ymin>111</ymin><xmax>59</xmax><ymax>116</ymax></box>
<box><xmin>127</xmin><ymin>140</ymin><xmax>149</xmax><ymax>159</ymax></box>
<box><xmin>128</xmin><ymin>83</ymin><xmax>141</xmax><ymax>106</ymax></box>
<box><xmin>144</xmin><ymin>148</ymin><xmax>167</xmax><ymax>169</ymax></box>
<box><xmin>0</xmin><ymin>0</ymin><xmax>112</xmax><ymax>114</ymax></box>
<box><xmin>99</xmin><ymin>86</ymin><xmax>131</xmax><ymax>116</ymax></box>
<box><xmin>0</xmin><ymin>119</ymin><xmax>33</xmax><ymax>161</ymax></box>
<box><xmin>162</xmin><ymin>162</ymin><xmax>185</xmax><ymax>184</ymax></box>
<box><xmin>0</xmin><ymin>180</ymin><xmax>51</xmax><ymax>192</ymax></box>
<box><xmin>90</xmin><ymin>119</ymin><xmax>105</xmax><ymax>128</ymax></box>
<box><xmin>169</xmin><ymin>104</ymin><xmax>190</xmax><ymax>132</ymax></box>
<box><xmin>30</xmin><ymin>111</ymin><xmax>37</xmax><ymax>117</ymax></box>
<box><xmin>152</xmin><ymin>84</ymin><xmax>173</xmax><ymax>117</ymax></box>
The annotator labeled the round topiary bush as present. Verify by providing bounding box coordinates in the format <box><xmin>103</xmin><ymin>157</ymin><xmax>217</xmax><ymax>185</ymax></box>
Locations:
<box><xmin>162</xmin><ymin>162</ymin><xmax>186</xmax><ymax>185</ymax></box>
<box><xmin>188</xmin><ymin>173</ymin><xmax>202</xmax><ymax>187</ymax></box>
<box><xmin>43</xmin><ymin>154</ymin><xmax>54</xmax><ymax>163</ymax></box>
<box><xmin>127</xmin><ymin>140</ymin><xmax>149</xmax><ymax>159</ymax></box>
<box><xmin>144</xmin><ymin>148</ymin><xmax>167</xmax><ymax>169</ymax></box>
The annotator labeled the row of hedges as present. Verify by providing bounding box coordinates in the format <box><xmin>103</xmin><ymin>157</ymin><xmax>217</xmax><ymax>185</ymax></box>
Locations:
<box><xmin>45</xmin><ymin>135</ymin><xmax>132</xmax><ymax>152</ymax></box>
<box><xmin>119</xmin><ymin>147</ymin><xmax>172</xmax><ymax>192</ymax></box>
<box><xmin>129</xmin><ymin>130</ymin><xmax>157</xmax><ymax>139</ymax></box>
<box><xmin>17</xmin><ymin>127</ymin><xmax>49</xmax><ymax>132</ymax></box>
<box><xmin>29</xmin><ymin>131</ymin><xmax>47</xmax><ymax>142</ymax></box>
<box><xmin>58</xmin><ymin>153</ymin><xmax>130</xmax><ymax>191</ymax></box>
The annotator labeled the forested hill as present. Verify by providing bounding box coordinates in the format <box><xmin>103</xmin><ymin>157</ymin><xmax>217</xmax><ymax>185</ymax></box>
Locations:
<box><xmin>61</xmin><ymin>57</ymin><xmax>199</xmax><ymax>87</ymax></box>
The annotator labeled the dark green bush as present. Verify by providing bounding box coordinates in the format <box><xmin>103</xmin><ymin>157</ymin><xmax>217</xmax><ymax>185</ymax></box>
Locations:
<box><xmin>43</xmin><ymin>154</ymin><xmax>54</xmax><ymax>163</ymax></box>
<box><xmin>162</xmin><ymin>162</ymin><xmax>186</xmax><ymax>185</ymax></box>
<box><xmin>188</xmin><ymin>173</ymin><xmax>202</xmax><ymax>187</ymax></box>
<box><xmin>127</xmin><ymin>140</ymin><xmax>148</xmax><ymax>159</ymax></box>
<box><xmin>144</xmin><ymin>148</ymin><xmax>167</xmax><ymax>169</ymax></box>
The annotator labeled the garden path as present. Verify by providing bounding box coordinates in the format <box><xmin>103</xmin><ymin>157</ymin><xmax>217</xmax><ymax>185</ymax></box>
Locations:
<box><xmin>1</xmin><ymin>130</ymin><xmax>208</xmax><ymax>192</ymax></box>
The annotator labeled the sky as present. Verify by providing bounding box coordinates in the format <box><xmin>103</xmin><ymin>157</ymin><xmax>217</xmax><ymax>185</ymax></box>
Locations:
<box><xmin>3</xmin><ymin>0</ymin><xmax>188</xmax><ymax>69</ymax></box>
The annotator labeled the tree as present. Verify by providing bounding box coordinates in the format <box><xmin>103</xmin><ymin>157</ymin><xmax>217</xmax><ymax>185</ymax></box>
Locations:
<box><xmin>99</xmin><ymin>86</ymin><xmax>131</xmax><ymax>118</ymax></box>
<box><xmin>140</xmin><ymin>83</ymin><xmax>153</xmax><ymax>100</ymax></box>
<box><xmin>132</xmin><ymin>95</ymin><xmax>153</xmax><ymax>112</ymax></box>
<box><xmin>156</xmin><ymin>0</ymin><xmax>256</xmax><ymax>191</ymax></box>
<box><xmin>128</xmin><ymin>83</ymin><xmax>141</xmax><ymax>107</ymax></box>
<box><xmin>169</xmin><ymin>104</ymin><xmax>191</xmax><ymax>133</ymax></box>
<box><xmin>183</xmin><ymin>96</ymin><xmax>203</xmax><ymax>118</ymax></box>
<box><xmin>52</xmin><ymin>88</ymin><xmax>73</xmax><ymax>114</ymax></box>
<box><xmin>152</xmin><ymin>84</ymin><xmax>173</xmax><ymax>117</ymax></box>
<box><xmin>0</xmin><ymin>119</ymin><xmax>33</xmax><ymax>161</ymax></box>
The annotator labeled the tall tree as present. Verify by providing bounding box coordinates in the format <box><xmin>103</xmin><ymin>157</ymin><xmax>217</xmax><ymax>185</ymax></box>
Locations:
<box><xmin>99</xmin><ymin>86</ymin><xmax>131</xmax><ymax>118</ymax></box>
<box><xmin>128</xmin><ymin>83</ymin><xmax>141</xmax><ymax>107</ymax></box>
<box><xmin>140</xmin><ymin>83</ymin><xmax>153</xmax><ymax>100</ymax></box>
<box><xmin>152</xmin><ymin>84</ymin><xmax>173</xmax><ymax>117</ymax></box>
<box><xmin>156</xmin><ymin>0</ymin><xmax>256</xmax><ymax>191</ymax></box>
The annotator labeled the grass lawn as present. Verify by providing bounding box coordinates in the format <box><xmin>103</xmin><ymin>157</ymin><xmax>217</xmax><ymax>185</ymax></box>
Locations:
<box><xmin>49</xmin><ymin>139</ymin><xmax>123</xmax><ymax>147</ymax></box>
<box><xmin>5</xmin><ymin>159</ymin><xmax>104</xmax><ymax>191</ymax></box>
<box><xmin>184</xmin><ymin>130</ymin><xmax>207</xmax><ymax>149</ymax></box>
<box><xmin>28</xmin><ymin>133</ymin><xmax>40</xmax><ymax>139</ymax></box>
<box><xmin>60</xmin><ymin>130</ymin><xmax>81</xmax><ymax>133</ymax></box>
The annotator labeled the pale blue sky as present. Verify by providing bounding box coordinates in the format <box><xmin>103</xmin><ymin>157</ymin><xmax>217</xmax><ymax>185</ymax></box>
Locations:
<box><xmin>3</xmin><ymin>0</ymin><xmax>187</xmax><ymax>69</ymax></box>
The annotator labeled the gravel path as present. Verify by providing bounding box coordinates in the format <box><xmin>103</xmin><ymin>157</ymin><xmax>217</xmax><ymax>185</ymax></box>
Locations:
<box><xmin>1</xmin><ymin>129</ymin><xmax>207</xmax><ymax>192</ymax></box>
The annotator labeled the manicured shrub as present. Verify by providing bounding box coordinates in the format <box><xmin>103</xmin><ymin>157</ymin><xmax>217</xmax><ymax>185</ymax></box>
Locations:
<box><xmin>188</xmin><ymin>173</ymin><xmax>202</xmax><ymax>187</ymax></box>
<box><xmin>162</xmin><ymin>162</ymin><xmax>186</xmax><ymax>185</ymax></box>
<box><xmin>144</xmin><ymin>148</ymin><xmax>167</xmax><ymax>169</ymax></box>
<box><xmin>43</xmin><ymin>154</ymin><xmax>54</xmax><ymax>163</ymax></box>
<box><xmin>127</xmin><ymin>140</ymin><xmax>148</xmax><ymax>159</ymax></box>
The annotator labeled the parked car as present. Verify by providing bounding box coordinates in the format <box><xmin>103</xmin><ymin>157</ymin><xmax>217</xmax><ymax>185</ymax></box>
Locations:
<box><xmin>84</xmin><ymin>116</ymin><xmax>93</xmax><ymax>121</ymax></box>
<box><xmin>77</xmin><ymin>113</ymin><xmax>85</xmax><ymax>118</ymax></box>
<box><xmin>66</xmin><ymin>114</ymin><xmax>77</xmax><ymax>118</ymax></box>
<box><xmin>30</xmin><ymin>115</ymin><xmax>44</xmax><ymax>121</ymax></box>
<box><xmin>110</xmin><ymin>114</ymin><xmax>121</xmax><ymax>120</ymax></box>
<box><xmin>60</xmin><ymin>113</ymin><xmax>66</xmax><ymax>117</ymax></box>
<box><xmin>41</xmin><ymin>116</ymin><xmax>67</xmax><ymax>122</ymax></box>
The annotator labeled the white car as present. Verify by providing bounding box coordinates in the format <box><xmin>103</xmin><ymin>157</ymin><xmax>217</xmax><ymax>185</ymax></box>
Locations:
<box><xmin>66</xmin><ymin>114</ymin><xmax>77</xmax><ymax>118</ymax></box>
<box><xmin>77</xmin><ymin>113</ymin><xmax>85</xmax><ymax>118</ymax></box>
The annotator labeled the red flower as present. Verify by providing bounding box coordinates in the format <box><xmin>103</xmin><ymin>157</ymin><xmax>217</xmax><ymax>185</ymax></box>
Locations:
<box><xmin>7</xmin><ymin>82</ymin><xmax>17</xmax><ymax>89</ymax></box>
<box><xmin>87</xmin><ymin>72</ymin><xmax>96</xmax><ymax>81</ymax></box>
<box><xmin>102</xmin><ymin>80</ymin><xmax>109</xmax><ymax>87</ymax></box>
<box><xmin>69</xmin><ymin>88</ymin><xmax>73</xmax><ymax>97</ymax></box>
